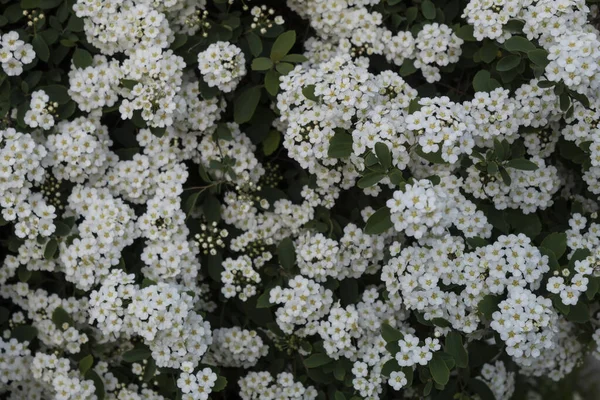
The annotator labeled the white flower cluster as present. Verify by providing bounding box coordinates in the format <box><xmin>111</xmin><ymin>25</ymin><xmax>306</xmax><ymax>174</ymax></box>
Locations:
<box><xmin>221</xmin><ymin>255</ymin><xmax>261</xmax><ymax>301</ymax></box>
<box><xmin>44</xmin><ymin>115</ymin><xmax>115</xmax><ymax>183</ymax></box>
<box><xmin>295</xmin><ymin>223</ymin><xmax>385</xmax><ymax>281</ymax></box>
<box><xmin>521</xmin><ymin>318</ymin><xmax>584</xmax><ymax>381</ymax></box>
<box><xmin>177</xmin><ymin>366</ymin><xmax>217</xmax><ymax>400</ymax></box>
<box><xmin>477</xmin><ymin>361</ymin><xmax>516</xmax><ymax>400</ymax></box>
<box><xmin>204</xmin><ymin>327</ymin><xmax>268</xmax><ymax>368</ymax></box>
<box><xmin>269</xmin><ymin>275</ymin><xmax>334</xmax><ymax>336</ymax></box>
<box><xmin>0</xmin><ymin>128</ymin><xmax>54</xmax><ymax>240</ymax></box>
<box><xmin>197</xmin><ymin>42</ymin><xmax>247</xmax><ymax>93</ymax></box>
<box><xmin>73</xmin><ymin>0</ymin><xmax>174</xmax><ymax>55</ymax></box>
<box><xmin>24</xmin><ymin>90</ymin><xmax>56</xmax><ymax>130</ymax></box>
<box><xmin>414</xmin><ymin>23</ymin><xmax>463</xmax><ymax>83</ymax></box>
<box><xmin>491</xmin><ymin>287</ymin><xmax>557</xmax><ymax>366</ymax></box>
<box><xmin>464</xmin><ymin>156</ymin><xmax>560</xmax><ymax>214</ymax></box>
<box><xmin>68</xmin><ymin>55</ymin><xmax>121</xmax><ymax>113</ymax></box>
<box><xmin>31</xmin><ymin>353</ymin><xmax>96</xmax><ymax>400</ymax></box>
<box><xmin>89</xmin><ymin>270</ymin><xmax>212</xmax><ymax>370</ymax></box>
<box><xmin>119</xmin><ymin>48</ymin><xmax>185</xmax><ymax>128</ymax></box>
<box><xmin>382</xmin><ymin>234</ymin><xmax>550</xmax><ymax>337</ymax></box>
<box><xmin>238</xmin><ymin>371</ymin><xmax>318</xmax><ymax>400</ymax></box>
<box><xmin>61</xmin><ymin>186</ymin><xmax>137</xmax><ymax>290</ymax></box>
<box><xmin>395</xmin><ymin>333</ymin><xmax>441</xmax><ymax>367</ymax></box>
<box><xmin>462</xmin><ymin>0</ymin><xmax>523</xmax><ymax>42</ymax></box>
<box><xmin>0</xmin><ymin>31</ymin><xmax>35</xmax><ymax>76</ymax></box>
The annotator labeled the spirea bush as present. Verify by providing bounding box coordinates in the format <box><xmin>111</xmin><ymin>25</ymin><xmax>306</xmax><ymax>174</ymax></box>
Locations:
<box><xmin>3</xmin><ymin>0</ymin><xmax>600</xmax><ymax>399</ymax></box>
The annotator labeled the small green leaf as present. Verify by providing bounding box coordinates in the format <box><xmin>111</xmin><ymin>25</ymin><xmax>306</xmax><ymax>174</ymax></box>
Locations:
<box><xmin>375</xmin><ymin>142</ymin><xmax>392</xmax><ymax>169</ymax></box>
<box><xmin>44</xmin><ymin>239</ymin><xmax>58</xmax><ymax>260</ymax></box>
<box><xmin>212</xmin><ymin>376</ymin><xmax>228</xmax><ymax>392</ymax></box>
<box><xmin>429</xmin><ymin>352</ymin><xmax>450</xmax><ymax>385</ymax></box>
<box><xmin>477</xmin><ymin>294</ymin><xmax>502</xmax><ymax>319</ymax></box>
<box><xmin>357</xmin><ymin>172</ymin><xmax>386</xmax><ymax>188</ymax></box>
<box><xmin>278</xmin><ymin>237</ymin><xmax>296</xmax><ymax>269</ymax></box>
<box><xmin>256</xmin><ymin>291</ymin><xmax>273</xmax><ymax>308</ymax></box>
<box><xmin>263</xmin><ymin>130</ymin><xmax>281</xmax><ymax>156</ymax></box>
<box><xmin>304</xmin><ymin>353</ymin><xmax>333</xmax><ymax>368</ymax></box>
<box><xmin>282</xmin><ymin>54</ymin><xmax>308</xmax><ymax>63</ymax></box>
<box><xmin>381</xmin><ymin>322</ymin><xmax>404</xmax><ymax>343</ymax></box>
<box><xmin>528</xmin><ymin>49</ymin><xmax>549</xmax><ymax>67</ymax></box>
<box><xmin>504</xmin><ymin>36</ymin><xmax>536</xmax><ymax>53</ymax></box>
<box><xmin>496</xmin><ymin>55</ymin><xmax>521</xmax><ymax>71</ymax></box>
<box><xmin>421</xmin><ymin>0</ymin><xmax>436</xmax><ymax>19</ymax></box>
<box><xmin>276</xmin><ymin>62</ymin><xmax>294</xmax><ymax>75</ymax></box>
<box><xmin>365</xmin><ymin>207</ymin><xmax>393</xmax><ymax>235</ymax></box>
<box><xmin>246</xmin><ymin>32</ymin><xmax>263</xmax><ymax>57</ymax></box>
<box><xmin>505</xmin><ymin>158</ymin><xmax>538</xmax><ymax>171</ymax></box>
<box><xmin>540</xmin><ymin>232</ymin><xmax>567</xmax><ymax>260</ymax></box>
<box><xmin>51</xmin><ymin>307</ymin><xmax>74</xmax><ymax>329</ymax></box>
<box><xmin>328</xmin><ymin>130</ymin><xmax>353</xmax><ymax>158</ymax></box>
<box><xmin>251</xmin><ymin>57</ymin><xmax>273</xmax><ymax>71</ymax></box>
<box><xmin>32</xmin><ymin>35</ymin><xmax>49</xmax><ymax>62</ymax></box>
<box><xmin>122</xmin><ymin>347</ymin><xmax>151</xmax><ymax>362</ymax></box>
<box><xmin>468</xmin><ymin>378</ymin><xmax>496</xmax><ymax>400</ymax></box>
<box><xmin>445</xmin><ymin>332</ymin><xmax>468</xmax><ymax>368</ymax></box>
<box><xmin>85</xmin><ymin>370</ymin><xmax>105</xmax><ymax>400</ymax></box>
<box><xmin>302</xmin><ymin>85</ymin><xmax>318</xmax><ymax>102</ymax></box>
<box><xmin>41</xmin><ymin>85</ymin><xmax>70</xmax><ymax>104</ymax></box>
<box><xmin>79</xmin><ymin>355</ymin><xmax>94</xmax><ymax>375</ymax></box>
<box><xmin>72</xmin><ymin>47</ymin><xmax>93</xmax><ymax>69</ymax></box>
<box><xmin>271</xmin><ymin>31</ymin><xmax>296</xmax><ymax>62</ymax></box>
<box><xmin>11</xmin><ymin>325</ymin><xmax>37</xmax><ymax>342</ymax></box>
<box><xmin>234</xmin><ymin>86</ymin><xmax>262</xmax><ymax>124</ymax></box>
<box><xmin>265</xmin><ymin>69</ymin><xmax>281</xmax><ymax>96</ymax></box>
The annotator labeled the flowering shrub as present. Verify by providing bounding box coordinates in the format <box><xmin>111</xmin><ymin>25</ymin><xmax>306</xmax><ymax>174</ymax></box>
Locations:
<box><xmin>2</xmin><ymin>0</ymin><xmax>600</xmax><ymax>399</ymax></box>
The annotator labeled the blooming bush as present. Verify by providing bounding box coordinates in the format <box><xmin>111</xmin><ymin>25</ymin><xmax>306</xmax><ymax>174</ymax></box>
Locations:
<box><xmin>2</xmin><ymin>0</ymin><xmax>600</xmax><ymax>399</ymax></box>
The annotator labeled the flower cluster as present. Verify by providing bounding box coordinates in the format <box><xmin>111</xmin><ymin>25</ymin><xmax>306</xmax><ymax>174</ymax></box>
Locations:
<box><xmin>0</xmin><ymin>31</ymin><xmax>35</xmax><ymax>76</ymax></box>
<box><xmin>197</xmin><ymin>42</ymin><xmax>247</xmax><ymax>93</ymax></box>
<box><xmin>238</xmin><ymin>371</ymin><xmax>318</xmax><ymax>400</ymax></box>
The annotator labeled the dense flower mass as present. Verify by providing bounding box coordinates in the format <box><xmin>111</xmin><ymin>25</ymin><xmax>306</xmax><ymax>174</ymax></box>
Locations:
<box><xmin>2</xmin><ymin>0</ymin><xmax>600</xmax><ymax>399</ymax></box>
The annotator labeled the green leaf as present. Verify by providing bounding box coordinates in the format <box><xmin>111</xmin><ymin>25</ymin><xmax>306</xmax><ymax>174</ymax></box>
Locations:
<box><xmin>275</xmin><ymin>62</ymin><xmax>294</xmax><ymax>75</ymax></box>
<box><xmin>302</xmin><ymin>84</ymin><xmax>318</xmax><ymax>102</ymax></box>
<box><xmin>468</xmin><ymin>378</ymin><xmax>496</xmax><ymax>400</ymax></box>
<box><xmin>334</xmin><ymin>391</ymin><xmax>346</xmax><ymax>400</ymax></box>
<box><xmin>506</xmin><ymin>211</ymin><xmax>541</xmax><ymax>238</ymax></box>
<box><xmin>122</xmin><ymin>347</ymin><xmax>151</xmax><ymax>362</ymax></box>
<box><xmin>79</xmin><ymin>355</ymin><xmax>94</xmax><ymax>375</ymax></box>
<box><xmin>586</xmin><ymin>277</ymin><xmax>600</xmax><ymax>301</ymax></box>
<box><xmin>504</xmin><ymin>36</ymin><xmax>536</xmax><ymax>52</ymax></box>
<box><xmin>212</xmin><ymin>376</ymin><xmax>228</xmax><ymax>392</ymax></box>
<box><xmin>445</xmin><ymin>332</ymin><xmax>468</xmax><ymax>368</ymax></box>
<box><xmin>17</xmin><ymin>266</ymin><xmax>31</xmax><ymax>283</ymax></box>
<box><xmin>473</xmin><ymin>70</ymin><xmax>501</xmax><ymax>92</ymax></box>
<box><xmin>52</xmin><ymin>307</ymin><xmax>74</xmax><ymax>329</ymax></box>
<box><xmin>278</xmin><ymin>237</ymin><xmax>296</xmax><ymax>269</ymax></box>
<box><xmin>282</xmin><ymin>54</ymin><xmax>308</xmax><ymax>63</ymax></box>
<box><xmin>375</xmin><ymin>142</ymin><xmax>392</xmax><ymax>169</ymax></box>
<box><xmin>357</xmin><ymin>172</ymin><xmax>386</xmax><ymax>189</ymax></box>
<box><xmin>41</xmin><ymin>85</ymin><xmax>70</xmax><ymax>104</ymax></box>
<box><xmin>72</xmin><ymin>47</ymin><xmax>93</xmax><ymax>69</ymax></box>
<box><xmin>11</xmin><ymin>325</ymin><xmax>37</xmax><ymax>342</ymax></box>
<box><xmin>566</xmin><ymin>301</ymin><xmax>589</xmax><ymax>323</ymax></box>
<box><xmin>256</xmin><ymin>291</ymin><xmax>273</xmax><ymax>308</ymax></box>
<box><xmin>429</xmin><ymin>352</ymin><xmax>450</xmax><ymax>385</ymax></box>
<box><xmin>271</xmin><ymin>31</ymin><xmax>296</xmax><ymax>62</ymax></box>
<box><xmin>44</xmin><ymin>239</ymin><xmax>58</xmax><ymax>260</ymax></box>
<box><xmin>234</xmin><ymin>86</ymin><xmax>262</xmax><ymax>124</ymax></box>
<box><xmin>505</xmin><ymin>158</ymin><xmax>538</xmax><ymax>171</ymax></box>
<box><xmin>540</xmin><ymin>232</ymin><xmax>567</xmax><ymax>259</ymax></box>
<box><xmin>183</xmin><ymin>191</ymin><xmax>201</xmax><ymax>218</ymax></box>
<box><xmin>560</xmin><ymin>93</ymin><xmax>571</xmax><ymax>112</ymax></box>
<box><xmin>421</xmin><ymin>0</ymin><xmax>436</xmax><ymax>19</ymax></box>
<box><xmin>382</xmin><ymin>359</ymin><xmax>401</xmax><ymax>376</ymax></box>
<box><xmin>21</xmin><ymin>0</ymin><xmax>41</xmax><ymax>9</ymax></box>
<box><xmin>265</xmin><ymin>69</ymin><xmax>281</xmax><ymax>96</ymax></box>
<box><xmin>477</xmin><ymin>294</ymin><xmax>501</xmax><ymax>319</ymax></box>
<box><xmin>479</xmin><ymin>40</ymin><xmax>499</xmax><ymax>64</ymax></box>
<box><xmin>328</xmin><ymin>130</ymin><xmax>353</xmax><ymax>158</ymax></box>
<box><xmin>496</xmin><ymin>55</ymin><xmax>521</xmax><ymax>71</ymax></box>
<box><xmin>569</xmin><ymin>249</ymin><xmax>591</xmax><ymax>268</ymax></box>
<box><xmin>381</xmin><ymin>322</ymin><xmax>404</xmax><ymax>343</ymax></box>
<box><xmin>304</xmin><ymin>353</ymin><xmax>333</xmax><ymax>368</ymax></box>
<box><xmin>246</xmin><ymin>32</ymin><xmax>263</xmax><ymax>57</ymax></box>
<box><xmin>365</xmin><ymin>207</ymin><xmax>393</xmax><ymax>235</ymax></box>
<box><xmin>32</xmin><ymin>35</ymin><xmax>49</xmax><ymax>62</ymax></box>
<box><xmin>528</xmin><ymin>49</ymin><xmax>549</xmax><ymax>67</ymax></box>
<box><xmin>85</xmin><ymin>370</ymin><xmax>105</xmax><ymax>400</ymax></box>
<box><xmin>263</xmin><ymin>130</ymin><xmax>281</xmax><ymax>155</ymax></box>
<box><xmin>251</xmin><ymin>57</ymin><xmax>273</xmax><ymax>71</ymax></box>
